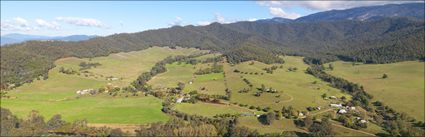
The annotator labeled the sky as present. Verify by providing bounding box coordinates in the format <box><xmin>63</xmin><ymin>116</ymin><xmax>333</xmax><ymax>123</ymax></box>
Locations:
<box><xmin>1</xmin><ymin>1</ymin><xmax>421</xmax><ymax>36</ymax></box>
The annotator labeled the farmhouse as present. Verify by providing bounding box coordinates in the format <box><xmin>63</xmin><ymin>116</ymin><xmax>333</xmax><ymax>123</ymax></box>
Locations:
<box><xmin>298</xmin><ymin>112</ymin><xmax>304</xmax><ymax>117</ymax></box>
<box><xmin>107</xmin><ymin>77</ymin><xmax>119</xmax><ymax>81</ymax></box>
<box><xmin>176</xmin><ymin>97</ymin><xmax>184</xmax><ymax>103</ymax></box>
<box><xmin>338</xmin><ymin>109</ymin><xmax>347</xmax><ymax>114</ymax></box>
<box><xmin>76</xmin><ymin>89</ymin><xmax>97</xmax><ymax>95</ymax></box>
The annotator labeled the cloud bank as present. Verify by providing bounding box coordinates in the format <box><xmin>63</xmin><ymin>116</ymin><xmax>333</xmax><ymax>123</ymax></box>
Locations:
<box><xmin>55</xmin><ymin>17</ymin><xmax>106</xmax><ymax>28</ymax></box>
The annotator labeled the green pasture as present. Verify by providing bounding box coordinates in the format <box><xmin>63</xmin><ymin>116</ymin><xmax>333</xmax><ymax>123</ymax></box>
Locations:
<box><xmin>326</xmin><ymin>61</ymin><xmax>424</xmax><ymax>121</ymax></box>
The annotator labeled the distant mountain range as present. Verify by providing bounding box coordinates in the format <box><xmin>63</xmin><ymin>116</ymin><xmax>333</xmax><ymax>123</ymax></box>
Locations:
<box><xmin>1</xmin><ymin>33</ymin><xmax>97</xmax><ymax>45</ymax></box>
<box><xmin>1</xmin><ymin>3</ymin><xmax>424</xmax><ymax>87</ymax></box>
<box><xmin>296</xmin><ymin>3</ymin><xmax>424</xmax><ymax>22</ymax></box>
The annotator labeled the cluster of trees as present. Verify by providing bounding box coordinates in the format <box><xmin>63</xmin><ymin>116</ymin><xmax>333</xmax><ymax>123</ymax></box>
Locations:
<box><xmin>254</xmin><ymin>84</ymin><xmax>278</xmax><ymax>97</ymax></box>
<box><xmin>262</xmin><ymin>65</ymin><xmax>282</xmax><ymax>74</ymax></box>
<box><xmin>225</xmin><ymin>44</ymin><xmax>285</xmax><ymax>65</ymax></box>
<box><xmin>238</xmin><ymin>88</ymin><xmax>250</xmax><ymax>93</ymax></box>
<box><xmin>59</xmin><ymin>67</ymin><xmax>77</xmax><ymax>75</ymax></box>
<box><xmin>258</xmin><ymin>112</ymin><xmax>276</xmax><ymax>125</ymax></box>
<box><xmin>295</xmin><ymin>116</ymin><xmax>335</xmax><ymax>136</ymax></box>
<box><xmin>282</xmin><ymin>106</ymin><xmax>298</xmax><ymax>119</ymax></box>
<box><xmin>195</xmin><ymin>93</ymin><xmax>229</xmax><ymax>102</ymax></box>
<box><xmin>308</xmin><ymin>117</ymin><xmax>334</xmax><ymax>137</ymax></box>
<box><xmin>202</xmin><ymin>56</ymin><xmax>223</xmax><ymax>64</ymax></box>
<box><xmin>236</xmin><ymin>71</ymin><xmax>263</xmax><ymax>75</ymax></box>
<box><xmin>287</xmin><ymin>67</ymin><xmax>298</xmax><ymax>72</ymax></box>
<box><xmin>371</xmin><ymin>101</ymin><xmax>425</xmax><ymax>136</ymax></box>
<box><xmin>194</xmin><ymin>62</ymin><xmax>223</xmax><ymax>75</ymax></box>
<box><xmin>1</xmin><ymin>108</ymin><xmax>124</xmax><ymax>136</ymax></box>
<box><xmin>241</xmin><ymin>78</ymin><xmax>253</xmax><ymax>87</ymax></box>
<box><xmin>337</xmin><ymin>115</ymin><xmax>367</xmax><ymax>129</ymax></box>
<box><xmin>79</xmin><ymin>62</ymin><xmax>101</xmax><ymax>70</ymax></box>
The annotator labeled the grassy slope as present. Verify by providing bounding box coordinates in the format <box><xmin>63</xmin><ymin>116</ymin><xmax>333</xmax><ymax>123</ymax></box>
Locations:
<box><xmin>1</xmin><ymin>47</ymin><xmax>203</xmax><ymax>124</ymax></box>
<box><xmin>326</xmin><ymin>61</ymin><xmax>424</xmax><ymax>121</ymax></box>
<box><xmin>227</xmin><ymin>56</ymin><xmax>351</xmax><ymax>111</ymax></box>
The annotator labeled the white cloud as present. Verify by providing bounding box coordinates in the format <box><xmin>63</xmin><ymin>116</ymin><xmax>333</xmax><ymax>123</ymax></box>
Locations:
<box><xmin>35</xmin><ymin>19</ymin><xmax>60</xmax><ymax>29</ymax></box>
<box><xmin>197</xmin><ymin>21</ymin><xmax>211</xmax><ymax>26</ymax></box>
<box><xmin>258</xmin><ymin>1</ymin><xmax>422</xmax><ymax>11</ymax></box>
<box><xmin>13</xmin><ymin>17</ymin><xmax>29</xmax><ymax>27</ymax></box>
<box><xmin>169</xmin><ymin>16</ymin><xmax>183</xmax><ymax>26</ymax></box>
<box><xmin>248</xmin><ymin>18</ymin><xmax>258</xmax><ymax>22</ymax></box>
<box><xmin>56</xmin><ymin>17</ymin><xmax>106</xmax><ymax>28</ymax></box>
<box><xmin>214</xmin><ymin>13</ymin><xmax>227</xmax><ymax>23</ymax></box>
<box><xmin>196</xmin><ymin>13</ymin><xmax>231</xmax><ymax>26</ymax></box>
<box><xmin>1</xmin><ymin>17</ymin><xmax>37</xmax><ymax>32</ymax></box>
<box><xmin>269</xmin><ymin>7</ymin><xmax>301</xmax><ymax>19</ymax></box>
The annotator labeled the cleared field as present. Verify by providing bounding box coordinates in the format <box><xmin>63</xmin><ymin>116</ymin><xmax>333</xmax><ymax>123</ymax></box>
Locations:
<box><xmin>56</xmin><ymin>47</ymin><xmax>203</xmax><ymax>87</ymax></box>
<box><xmin>237</xmin><ymin>116</ymin><xmax>306</xmax><ymax>134</ymax></box>
<box><xmin>148</xmin><ymin>62</ymin><xmax>195</xmax><ymax>89</ymax></box>
<box><xmin>326</xmin><ymin>61</ymin><xmax>424</xmax><ymax>121</ymax></box>
<box><xmin>226</xmin><ymin>56</ymin><xmax>352</xmax><ymax>111</ymax></box>
<box><xmin>1</xmin><ymin>47</ymin><xmax>204</xmax><ymax>124</ymax></box>
<box><xmin>173</xmin><ymin>102</ymin><xmax>257</xmax><ymax>117</ymax></box>
<box><xmin>148</xmin><ymin>55</ymin><xmax>227</xmax><ymax>95</ymax></box>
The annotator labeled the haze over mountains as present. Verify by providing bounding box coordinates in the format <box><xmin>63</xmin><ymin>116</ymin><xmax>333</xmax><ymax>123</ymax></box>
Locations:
<box><xmin>0</xmin><ymin>33</ymin><xmax>97</xmax><ymax>45</ymax></box>
<box><xmin>1</xmin><ymin>3</ymin><xmax>424</xmax><ymax>87</ymax></box>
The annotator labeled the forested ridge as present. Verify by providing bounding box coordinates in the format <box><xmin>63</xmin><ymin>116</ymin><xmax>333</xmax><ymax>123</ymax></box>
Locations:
<box><xmin>1</xmin><ymin>4</ymin><xmax>424</xmax><ymax>88</ymax></box>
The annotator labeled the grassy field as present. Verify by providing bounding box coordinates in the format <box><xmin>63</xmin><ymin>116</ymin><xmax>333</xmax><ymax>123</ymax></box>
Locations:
<box><xmin>1</xmin><ymin>47</ymin><xmax>204</xmax><ymax>124</ymax></box>
<box><xmin>56</xmin><ymin>47</ymin><xmax>203</xmax><ymax>87</ymax></box>
<box><xmin>326</xmin><ymin>61</ymin><xmax>424</xmax><ymax>121</ymax></box>
<box><xmin>148</xmin><ymin>55</ymin><xmax>227</xmax><ymax>95</ymax></box>
<box><xmin>174</xmin><ymin>102</ymin><xmax>257</xmax><ymax>117</ymax></box>
<box><xmin>226</xmin><ymin>56</ymin><xmax>352</xmax><ymax>111</ymax></box>
<box><xmin>237</xmin><ymin>116</ymin><xmax>306</xmax><ymax>134</ymax></box>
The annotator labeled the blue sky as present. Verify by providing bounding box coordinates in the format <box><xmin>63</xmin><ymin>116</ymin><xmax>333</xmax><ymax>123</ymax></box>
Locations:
<box><xmin>1</xmin><ymin>1</ymin><xmax>420</xmax><ymax>36</ymax></box>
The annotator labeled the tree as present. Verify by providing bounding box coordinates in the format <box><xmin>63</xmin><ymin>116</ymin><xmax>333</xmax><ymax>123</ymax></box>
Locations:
<box><xmin>328</xmin><ymin>64</ymin><xmax>334</xmax><ymax>70</ymax></box>
<box><xmin>177</xmin><ymin>82</ymin><xmax>185</xmax><ymax>90</ymax></box>
<box><xmin>304</xmin><ymin>115</ymin><xmax>313</xmax><ymax>128</ymax></box>
<box><xmin>382</xmin><ymin>73</ymin><xmax>388</xmax><ymax>79</ymax></box>
<box><xmin>277</xmin><ymin>111</ymin><xmax>283</xmax><ymax>120</ymax></box>
<box><xmin>321</xmin><ymin>93</ymin><xmax>327</xmax><ymax>99</ymax></box>
<box><xmin>261</xmin><ymin>84</ymin><xmax>266</xmax><ymax>92</ymax></box>
<box><xmin>47</xmin><ymin>114</ymin><xmax>66</xmax><ymax>129</ymax></box>
<box><xmin>309</xmin><ymin>117</ymin><xmax>333</xmax><ymax>137</ymax></box>
<box><xmin>265</xmin><ymin>112</ymin><xmax>276</xmax><ymax>125</ymax></box>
